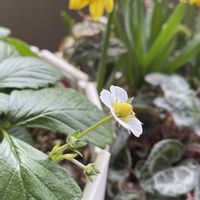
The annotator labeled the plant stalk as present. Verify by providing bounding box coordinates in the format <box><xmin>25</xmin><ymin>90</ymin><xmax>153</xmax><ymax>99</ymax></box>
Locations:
<box><xmin>77</xmin><ymin>114</ymin><xmax>113</xmax><ymax>139</ymax></box>
<box><xmin>48</xmin><ymin>143</ymin><xmax>69</xmax><ymax>158</ymax></box>
<box><xmin>97</xmin><ymin>11</ymin><xmax>114</xmax><ymax>92</ymax></box>
<box><xmin>49</xmin><ymin>115</ymin><xmax>113</xmax><ymax>157</ymax></box>
<box><xmin>71</xmin><ymin>158</ymin><xmax>85</xmax><ymax>169</ymax></box>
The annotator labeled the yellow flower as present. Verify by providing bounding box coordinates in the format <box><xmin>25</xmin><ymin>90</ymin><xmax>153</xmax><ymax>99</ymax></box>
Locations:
<box><xmin>69</xmin><ymin>0</ymin><xmax>114</xmax><ymax>21</ymax></box>
<box><xmin>189</xmin><ymin>0</ymin><xmax>200</xmax><ymax>6</ymax></box>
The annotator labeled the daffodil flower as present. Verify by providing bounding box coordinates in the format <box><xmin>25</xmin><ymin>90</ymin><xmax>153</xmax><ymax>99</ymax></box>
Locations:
<box><xmin>100</xmin><ymin>86</ymin><xmax>143</xmax><ymax>137</ymax></box>
<box><xmin>189</xmin><ymin>0</ymin><xmax>200</xmax><ymax>6</ymax></box>
<box><xmin>69</xmin><ymin>0</ymin><xmax>114</xmax><ymax>21</ymax></box>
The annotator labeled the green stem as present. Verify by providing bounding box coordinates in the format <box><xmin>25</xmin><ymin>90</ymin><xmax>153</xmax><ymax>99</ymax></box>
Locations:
<box><xmin>71</xmin><ymin>158</ymin><xmax>85</xmax><ymax>169</ymax></box>
<box><xmin>97</xmin><ymin>11</ymin><xmax>114</xmax><ymax>93</ymax></box>
<box><xmin>48</xmin><ymin>143</ymin><xmax>69</xmax><ymax>158</ymax></box>
<box><xmin>77</xmin><ymin>114</ymin><xmax>113</xmax><ymax>139</ymax></box>
<box><xmin>49</xmin><ymin>115</ymin><xmax>113</xmax><ymax>157</ymax></box>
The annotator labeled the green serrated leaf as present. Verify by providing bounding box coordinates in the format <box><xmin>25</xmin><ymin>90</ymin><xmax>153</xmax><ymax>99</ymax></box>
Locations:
<box><xmin>0</xmin><ymin>41</ymin><xmax>20</xmax><ymax>62</ymax></box>
<box><xmin>8</xmin><ymin>127</ymin><xmax>33</xmax><ymax>145</ymax></box>
<box><xmin>0</xmin><ymin>132</ymin><xmax>82</xmax><ymax>200</ymax></box>
<box><xmin>8</xmin><ymin>88</ymin><xmax>115</xmax><ymax>148</ymax></box>
<box><xmin>0</xmin><ymin>57</ymin><xmax>61</xmax><ymax>89</ymax></box>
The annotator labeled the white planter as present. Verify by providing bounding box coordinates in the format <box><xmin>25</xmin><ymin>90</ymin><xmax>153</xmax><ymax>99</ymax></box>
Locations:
<box><xmin>31</xmin><ymin>47</ymin><xmax>111</xmax><ymax>200</ymax></box>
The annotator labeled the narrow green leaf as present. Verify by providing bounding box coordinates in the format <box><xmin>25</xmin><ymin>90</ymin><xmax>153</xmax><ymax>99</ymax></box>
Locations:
<box><xmin>113</xmin><ymin>10</ymin><xmax>128</xmax><ymax>45</ymax></box>
<box><xmin>144</xmin><ymin>2</ymin><xmax>185</xmax><ymax>68</ymax></box>
<box><xmin>0</xmin><ymin>57</ymin><xmax>61</xmax><ymax>89</ymax></box>
<box><xmin>149</xmin><ymin>0</ymin><xmax>163</xmax><ymax>45</ymax></box>
<box><xmin>124</xmin><ymin>0</ymin><xmax>134</xmax><ymax>47</ymax></box>
<box><xmin>131</xmin><ymin>0</ymin><xmax>145</xmax><ymax>60</ymax></box>
<box><xmin>164</xmin><ymin>33</ymin><xmax>200</xmax><ymax>72</ymax></box>
<box><xmin>2</xmin><ymin>37</ymin><xmax>36</xmax><ymax>56</ymax></box>
<box><xmin>150</xmin><ymin>39</ymin><xmax>175</xmax><ymax>71</ymax></box>
<box><xmin>0</xmin><ymin>132</ymin><xmax>82</xmax><ymax>200</ymax></box>
<box><xmin>8</xmin><ymin>88</ymin><xmax>115</xmax><ymax>148</ymax></box>
<box><xmin>60</xmin><ymin>10</ymin><xmax>74</xmax><ymax>34</ymax></box>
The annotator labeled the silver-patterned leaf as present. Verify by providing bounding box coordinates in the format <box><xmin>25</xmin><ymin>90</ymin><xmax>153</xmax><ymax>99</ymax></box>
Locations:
<box><xmin>144</xmin><ymin>162</ymin><xmax>198</xmax><ymax>197</ymax></box>
<box><xmin>145</xmin><ymin>73</ymin><xmax>200</xmax><ymax>135</ymax></box>
<box><xmin>138</xmin><ymin>139</ymin><xmax>183</xmax><ymax>180</ymax></box>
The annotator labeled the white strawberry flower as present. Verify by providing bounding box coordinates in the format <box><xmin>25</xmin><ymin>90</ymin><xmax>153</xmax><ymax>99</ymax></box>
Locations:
<box><xmin>100</xmin><ymin>85</ymin><xmax>143</xmax><ymax>137</ymax></box>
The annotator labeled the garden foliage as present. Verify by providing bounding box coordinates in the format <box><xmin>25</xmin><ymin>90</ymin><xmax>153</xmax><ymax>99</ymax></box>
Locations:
<box><xmin>0</xmin><ymin>27</ymin><xmax>115</xmax><ymax>199</ymax></box>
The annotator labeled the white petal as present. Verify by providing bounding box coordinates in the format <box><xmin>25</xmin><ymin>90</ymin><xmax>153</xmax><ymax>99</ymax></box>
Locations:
<box><xmin>100</xmin><ymin>89</ymin><xmax>114</xmax><ymax>108</ymax></box>
<box><xmin>111</xmin><ymin>109</ymin><xmax>142</xmax><ymax>137</ymax></box>
<box><xmin>127</xmin><ymin>117</ymin><xmax>143</xmax><ymax>137</ymax></box>
<box><xmin>111</xmin><ymin>109</ymin><xmax>132</xmax><ymax>131</ymax></box>
<box><xmin>110</xmin><ymin>85</ymin><xmax>128</xmax><ymax>102</ymax></box>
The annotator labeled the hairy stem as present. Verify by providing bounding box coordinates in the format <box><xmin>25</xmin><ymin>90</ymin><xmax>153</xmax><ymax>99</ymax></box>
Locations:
<box><xmin>77</xmin><ymin>114</ymin><xmax>113</xmax><ymax>139</ymax></box>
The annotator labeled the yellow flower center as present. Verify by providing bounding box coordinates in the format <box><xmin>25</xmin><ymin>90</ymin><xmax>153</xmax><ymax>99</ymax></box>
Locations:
<box><xmin>112</xmin><ymin>102</ymin><xmax>134</xmax><ymax>121</ymax></box>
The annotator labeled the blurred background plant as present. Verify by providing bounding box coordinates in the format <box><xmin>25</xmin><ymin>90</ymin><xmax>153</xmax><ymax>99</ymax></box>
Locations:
<box><xmin>61</xmin><ymin>0</ymin><xmax>200</xmax><ymax>93</ymax></box>
<box><xmin>59</xmin><ymin>15</ymin><xmax>126</xmax><ymax>82</ymax></box>
<box><xmin>58</xmin><ymin>1</ymin><xmax>200</xmax><ymax>199</ymax></box>
<box><xmin>105</xmin><ymin>73</ymin><xmax>200</xmax><ymax>199</ymax></box>
<box><xmin>114</xmin><ymin>0</ymin><xmax>200</xmax><ymax>92</ymax></box>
